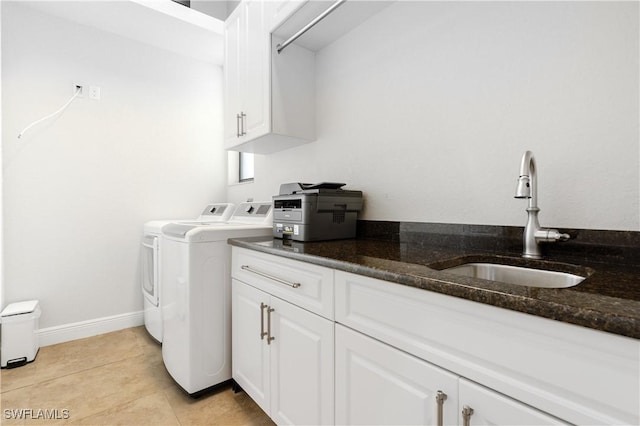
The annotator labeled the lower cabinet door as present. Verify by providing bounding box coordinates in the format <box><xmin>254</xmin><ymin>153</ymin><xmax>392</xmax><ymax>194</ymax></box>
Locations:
<box><xmin>269</xmin><ymin>296</ymin><xmax>334</xmax><ymax>426</ymax></box>
<box><xmin>232</xmin><ymin>279</ymin><xmax>270</xmax><ymax>414</ymax></box>
<box><xmin>335</xmin><ymin>324</ymin><xmax>459</xmax><ymax>426</ymax></box>
<box><xmin>458</xmin><ymin>378</ymin><xmax>569</xmax><ymax>426</ymax></box>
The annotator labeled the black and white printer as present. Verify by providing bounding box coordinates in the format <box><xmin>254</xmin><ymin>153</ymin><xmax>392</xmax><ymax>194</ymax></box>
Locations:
<box><xmin>273</xmin><ymin>182</ymin><xmax>363</xmax><ymax>241</ymax></box>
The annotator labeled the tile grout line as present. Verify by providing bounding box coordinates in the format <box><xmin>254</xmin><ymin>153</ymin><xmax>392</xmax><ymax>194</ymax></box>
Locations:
<box><xmin>162</xmin><ymin>389</ymin><xmax>184</xmax><ymax>426</ymax></box>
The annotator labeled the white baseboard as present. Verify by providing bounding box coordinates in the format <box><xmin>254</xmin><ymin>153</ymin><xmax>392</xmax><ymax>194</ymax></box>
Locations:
<box><xmin>37</xmin><ymin>311</ymin><xmax>144</xmax><ymax>347</ymax></box>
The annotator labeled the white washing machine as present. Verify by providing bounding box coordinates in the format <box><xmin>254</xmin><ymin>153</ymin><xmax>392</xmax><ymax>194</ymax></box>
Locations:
<box><xmin>160</xmin><ymin>201</ymin><xmax>273</xmax><ymax>396</ymax></box>
<box><xmin>141</xmin><ymin>203</ymin><xmax>235</xmax><ymax>343</ymax></box>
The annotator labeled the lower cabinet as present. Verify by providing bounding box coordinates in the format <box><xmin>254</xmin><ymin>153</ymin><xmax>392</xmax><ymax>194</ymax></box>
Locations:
<box><xmin>232</xmin><ymin>278</ymin><xmax>334</xmax><ymax>425</ymax></box>
<box><xmin>335</xmin><ymin>324</ymin><xmax>459</xmax><ymax>426</ymax></box>
<box><xmin>336</xmin><ymin>324</ymin><xmax>568</xmax><ymax>426</ymax></box>
<box><xmin>231</xmin><ymin>248</ymin><xmax>637</xmax><ymax>425</ymax></box>
<box><xmin>335</xmin><ymin>269</ymin><xmax>638</xmax><ymax>425</ymax></box>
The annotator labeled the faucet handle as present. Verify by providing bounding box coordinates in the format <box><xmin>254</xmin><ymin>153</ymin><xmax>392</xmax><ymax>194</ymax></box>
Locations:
<box><xmin>535</xmin><ymin>229</ymin><xmax>571</xmax><ymax>243</ymax></box>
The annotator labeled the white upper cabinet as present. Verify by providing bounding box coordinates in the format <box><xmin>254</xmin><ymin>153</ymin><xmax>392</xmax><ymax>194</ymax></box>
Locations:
<box><xmin>224</xmin><ymin>0</ymin><xmax>394</xmax><ymax>154</ymax></box>
<box><xmin>224</xmin><ymin>0</ymin><xmax>315</xmax><ymax>154</ymax></box>
<box><xmin>224</xmin><ymin>1</ymin><xmax>271</xmax><ymax>150</ymax></box>
<box><xmin>224</xmin><ymin>7</ymin><xmax>243</xmax><ymax>144</ymax></box>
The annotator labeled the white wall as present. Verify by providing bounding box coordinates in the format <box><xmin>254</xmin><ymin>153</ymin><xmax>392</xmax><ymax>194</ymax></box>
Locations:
<box><xmin>2</xmin><ymin>2</ymin><xmax>226</xmax><ymax>329</ymax></box>
<box><xmin>228</xmin><ymin>1</ymin><xmax>640</xmax><ymax>231</ymax></box>
<box><xmin>0</xmin><ymin>2</ymin><xmax>4</xmax><ymax>311</ymax></box>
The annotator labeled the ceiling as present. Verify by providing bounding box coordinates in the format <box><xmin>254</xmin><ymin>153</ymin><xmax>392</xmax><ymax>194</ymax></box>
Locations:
<box><xmin>21</xmin><ymin>0</ymin><xmax>225</xmax><ymax>65</ymax></box>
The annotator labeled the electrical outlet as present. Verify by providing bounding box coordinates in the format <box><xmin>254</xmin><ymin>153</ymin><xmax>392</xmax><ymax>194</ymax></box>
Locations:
<box><xmin>73</xmin><ymin>83</ymin><xmax>85</xmax><ymax>97</ymax></box>
<box><xmin>89</xmin><ymin>86</ymin><xmax>101</xmax><ymax>100</ymax></box>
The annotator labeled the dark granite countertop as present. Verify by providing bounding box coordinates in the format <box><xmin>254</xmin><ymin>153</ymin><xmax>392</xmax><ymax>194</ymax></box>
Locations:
<box><xmin>228</xmin><ymin>234</ymin><xmax>640</xmax><ymax>340</ymax></box>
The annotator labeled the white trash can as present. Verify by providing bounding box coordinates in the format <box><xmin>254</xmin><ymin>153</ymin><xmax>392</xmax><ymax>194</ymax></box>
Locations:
<box><xmin>1</xmin><ymin>300</ymin><xmax>41</xmax><ymax>368</ymax></box>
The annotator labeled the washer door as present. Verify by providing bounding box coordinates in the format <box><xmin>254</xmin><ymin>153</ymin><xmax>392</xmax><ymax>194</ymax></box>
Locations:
<box><xmin>141</xmin><ymin>235</ymin><xmax>159</xmax><ymax>306</ymax></box>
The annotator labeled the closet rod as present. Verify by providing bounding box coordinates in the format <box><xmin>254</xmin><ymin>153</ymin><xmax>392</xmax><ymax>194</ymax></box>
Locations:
<box><xmin>276</xmin><ymin>0</ymin><xmax>347</xmax><ymax>54</ymax></box>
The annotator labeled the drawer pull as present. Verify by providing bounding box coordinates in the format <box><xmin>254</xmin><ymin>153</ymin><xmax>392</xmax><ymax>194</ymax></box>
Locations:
<box><xmin>462</xmin><ymin>405</ymin><xmax>474</xmax><ymax>426</ymax></box>
<box><xmin>241</xmin><ymin>265</ymin><xmax>301</xmax><ymax>288</ymax></box>
<box><xmin>435</xmin><ymin>390</ymin><xmax>447</xmax><ymax>426</ymax></box>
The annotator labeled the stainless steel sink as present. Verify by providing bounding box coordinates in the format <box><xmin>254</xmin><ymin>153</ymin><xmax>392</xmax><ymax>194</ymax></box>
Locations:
<box><xmin>441</xmin><ymin>263</ymin><xmax>585</xmax><ymax>288</ymax></box>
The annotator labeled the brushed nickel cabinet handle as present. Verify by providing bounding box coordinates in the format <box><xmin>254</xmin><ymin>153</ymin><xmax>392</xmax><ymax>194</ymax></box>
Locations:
<box><xmin>462</xmin><ymin>405</ymin><xmax>474</xmax><ymax>426</ymax></box>
<box><xmin>435</xmin><ymin>391</ymin><xmax>447</xmax><ymax>426</ymax></box>
<box><xmin>267</xmin><ymin>306</ymin><xmax>275</xmax><ymax>345</ymax></box>
<box><xmin>241</xmin><ymin>265</ymin><xmax>301</xmax><ymax>288</ymax></box>
<box><xmin>236</xmin><ymin>113</ymin><xmax>241</xmax><ymax>138</ymax></box>
<box><xmin>240</xmin><ymin>112</ymin><xmax>247</xmax><ymax>136</ymax></box>
<box><xmin>260</xmin><ymin>302</ymin><xmax>268</xmax><ymax>340</ymax></box>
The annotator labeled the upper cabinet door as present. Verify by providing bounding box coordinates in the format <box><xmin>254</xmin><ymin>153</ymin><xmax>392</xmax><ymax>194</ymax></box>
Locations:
<box><xmin>224</xmin><ymin>0</ymin><xmax>315</xmax><ymax>154</ymax></box>
<box><xmin>242</xmin><ymin>0</ymin><xmax>270</xmax><ymax>140</ymax></box>
<box><xmin>224</xmin><ymin>6</ymin><xmax>243</xmax><ymax>143</ymax></box>
<box><xmin>224</xmin><ymin>1</ymin><xmax>269</xmax><ymax>147</ymax></box>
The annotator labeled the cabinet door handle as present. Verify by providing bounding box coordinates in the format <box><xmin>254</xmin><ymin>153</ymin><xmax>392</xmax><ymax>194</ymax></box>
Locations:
<box><xmin>241</xmin><ymin>265</ymin><xmax>301</xmax><ymax>288</ymax></box>
<box><xmin>462</xmin><ymin>405</ymin><xmax>474</xmax><ymax>426</ymax></box>
<box><xmin>236</xmin><ymin>113</ymin><xmax>241</xmax><ymax>138</ymax></box>
<box><xmin>435</xmin><ymin>391</ymin><xmax>447</xmax><ymax>426</ymax></box>
<box><xmin>267</xmin><ymin>306</ymin><xmax>275</xmax><ymax>345</ymax></box>
<box><xmin>240</xmin><ymin>112</ymin><xmax>247</xmax><ymax>136</ymax></box>
<box><xmin>260</xmin><ymin>302</ymin><xmax>268</xmax><ymax>340</ymax></box>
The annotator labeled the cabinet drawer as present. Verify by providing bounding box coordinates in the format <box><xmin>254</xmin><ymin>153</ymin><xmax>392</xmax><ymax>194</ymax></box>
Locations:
<box><xmin>232</xmin><ymin>247</ymin><xmax>334</xmax><ymax>319</ymax></box>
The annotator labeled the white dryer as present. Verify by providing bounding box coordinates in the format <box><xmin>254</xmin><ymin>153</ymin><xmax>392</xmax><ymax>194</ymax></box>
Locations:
<box><xmin>141</xmin><ymin>203</ymin><xmax>234</xmax><ymax>343</ymax></box>
<box><xmin>160</xmin><ymin>201</ymin><xmax>273</xmax><ymax>396</ymax></box>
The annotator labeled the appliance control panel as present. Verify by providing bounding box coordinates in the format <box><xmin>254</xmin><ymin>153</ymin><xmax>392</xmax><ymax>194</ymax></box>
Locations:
<box><xmin>197</xmin><ymin>203</ymin><xmax>235</xmax><ymax>221</ymax></box>
<box><xmin>229</xmin><ymin>202</ymin><xmax>273</xmax><ymax>224</ymax></box>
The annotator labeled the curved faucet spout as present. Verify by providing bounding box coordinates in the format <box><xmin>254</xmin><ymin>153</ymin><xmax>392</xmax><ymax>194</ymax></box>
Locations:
<box><xmin>514</xmin><ymin>150</ymin><xmax>537</xmax><ymax>209</ymax></box>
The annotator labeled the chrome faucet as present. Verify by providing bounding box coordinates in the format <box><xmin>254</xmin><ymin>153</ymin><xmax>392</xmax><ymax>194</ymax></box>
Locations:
<box><xmin>514</xmin><ymin>151</ymin><xmax>570</xmax><ymax>258</ymax></box>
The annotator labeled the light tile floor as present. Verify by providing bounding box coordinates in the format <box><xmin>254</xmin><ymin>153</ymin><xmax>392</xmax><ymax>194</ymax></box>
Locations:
<box><xmin>0</xmin><ymin>327</ymin><xmax>274</xmax><ymax>425</ymax></box>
